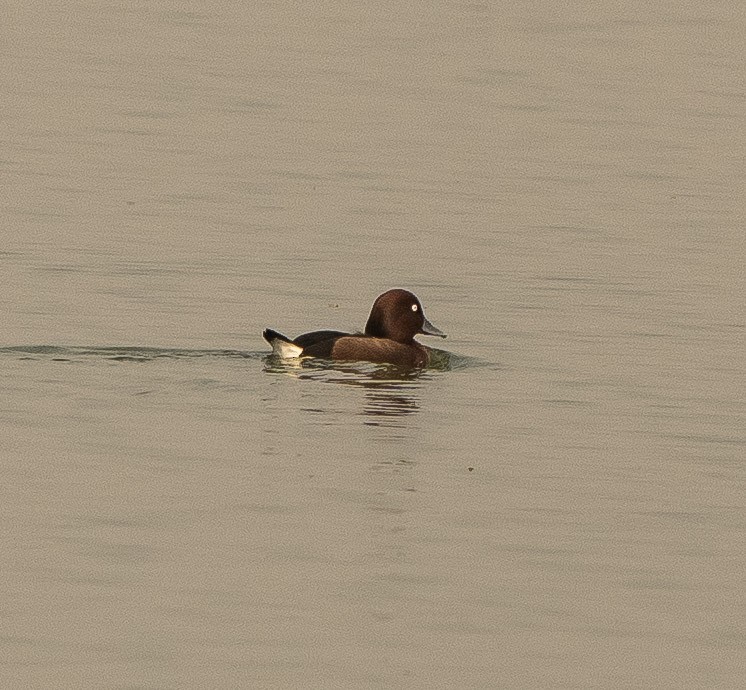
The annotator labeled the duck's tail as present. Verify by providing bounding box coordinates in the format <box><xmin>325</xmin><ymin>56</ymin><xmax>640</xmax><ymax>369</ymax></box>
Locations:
<box><xmin>263</xmin><ymin>329</ymin><xmax>304</xmax><ymax>358</ymax></box>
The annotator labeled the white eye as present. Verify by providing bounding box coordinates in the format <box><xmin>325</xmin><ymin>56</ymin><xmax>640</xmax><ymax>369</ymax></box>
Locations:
<box><xmin>411</xmin><ymin>304</ymin><xmax>418</xmax><ymax>312</ymax></box>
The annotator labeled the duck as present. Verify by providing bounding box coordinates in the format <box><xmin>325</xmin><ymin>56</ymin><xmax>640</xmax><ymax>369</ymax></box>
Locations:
<box><xmin>263</xmin><ymin>289</ymin><xmax>446</xmax><ymax>367</ymax></box>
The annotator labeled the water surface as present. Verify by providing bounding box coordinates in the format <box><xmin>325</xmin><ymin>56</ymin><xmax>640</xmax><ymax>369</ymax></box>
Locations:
<box><xmin>2</xmin><ymin>1</ymin><xmax>744</xmax><ymax>687</ymax></box>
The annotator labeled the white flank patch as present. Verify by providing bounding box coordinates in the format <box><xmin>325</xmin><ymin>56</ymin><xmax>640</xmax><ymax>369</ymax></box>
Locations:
<box><xmin>271</xmin><ymin>338</ymin><xmax>303</xmax><ymax>359</ymax></box>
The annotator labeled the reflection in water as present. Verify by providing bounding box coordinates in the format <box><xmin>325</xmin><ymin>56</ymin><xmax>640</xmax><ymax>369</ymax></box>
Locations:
<box><xmin>262</xmin><ymin>348</ymin><xmax>453</xmax><ymax>376</ymax></box>
<box><xmin>263</xmin><ymin>355</ymin><xmax>441</xmax><ymax>427</ymax></box>
<box><xmin>1</xmin><ymin>346</ymin><xmax>456</xmax><ymax>429</ymax></box>
<box><xmin>362</xmin><ymin>390</ymin><xmax>419</xmax><ymax>426</ymax></box>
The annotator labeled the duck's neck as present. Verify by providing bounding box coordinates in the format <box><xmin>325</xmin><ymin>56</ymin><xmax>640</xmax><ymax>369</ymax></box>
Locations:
<box><xmin>364</xmin><ymin>314</ymin><xmax>386</xmax><ymax>338</ymax></box>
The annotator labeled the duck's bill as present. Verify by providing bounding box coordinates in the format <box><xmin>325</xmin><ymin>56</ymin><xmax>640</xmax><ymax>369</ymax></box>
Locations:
<box><xmin>421</xmin><ymin>317</ymin><xmax>446</xmax><ymax>338</ymax></box>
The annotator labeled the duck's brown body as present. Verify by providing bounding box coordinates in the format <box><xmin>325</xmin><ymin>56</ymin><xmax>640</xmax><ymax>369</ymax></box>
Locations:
<box><xmin>263</xmin><ymin>289</ymin><xmax>446</xmax><ymax>367</ymax></box>
<box><xmin>324</xmin><ymin>335</ymin><xmax>429</xmax><ymax>367</ymax></box>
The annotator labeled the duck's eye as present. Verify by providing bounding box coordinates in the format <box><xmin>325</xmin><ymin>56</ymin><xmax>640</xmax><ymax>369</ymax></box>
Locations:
<box><xmin>411</xmin><ymin>304</ymin><xmax>418</xmax><ymax>312</ymax></box>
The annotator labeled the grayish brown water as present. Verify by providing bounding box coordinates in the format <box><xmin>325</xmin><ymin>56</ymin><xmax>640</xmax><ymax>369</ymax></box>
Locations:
<box><xmin>2</xmin><ymin>1</ymin><xmax>744</xmax><ymax>687</ymax></box>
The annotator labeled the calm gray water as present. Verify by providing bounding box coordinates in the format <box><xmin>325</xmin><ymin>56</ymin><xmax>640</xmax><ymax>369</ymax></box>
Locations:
<box><xmin>2</xmin><ymin>1</ymin><xmax>744</xmax><ymax>687</ymax></box>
